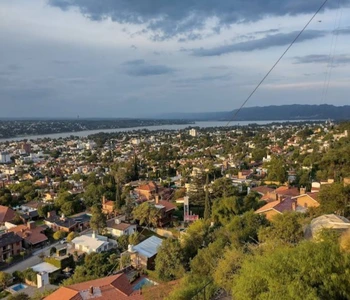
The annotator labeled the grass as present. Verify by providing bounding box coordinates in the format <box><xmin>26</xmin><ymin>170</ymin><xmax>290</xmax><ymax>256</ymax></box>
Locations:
<box><xmin>35</xmin><ymin>219</ymin><xmax>45</xmax><ymax>226</ymax></box>
<box><xmin>0</xmin><ymin>290</ymin><xmax>10</xmax><ymax>298</ymax></box>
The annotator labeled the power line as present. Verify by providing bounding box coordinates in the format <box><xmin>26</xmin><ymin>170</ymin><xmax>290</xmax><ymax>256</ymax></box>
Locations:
<box><xmin>226</xmin><ymin>0</ymin><xmax>330</xmax><ymax>126</ymax></box>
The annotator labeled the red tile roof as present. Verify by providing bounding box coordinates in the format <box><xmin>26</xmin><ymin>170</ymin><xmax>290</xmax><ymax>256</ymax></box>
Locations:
<box><xmin>157</xmin><ymin>200</ymin><xmax>176</xmax><ymax>212</ymax></box>
<box><xmin>9</xmin><ymin>225</ymin><xmax>48</xmax><ymax>245</ymax></box>
<box><xmin>255</xmin><ymin>197</ymin><xmax>295</xmax><ymax>214</ymax></box>
<box><xmin>251</xmin><ymin>186</ymin><xmax>274</xmax><ymax>196</ymax></box>
<box><xmin>0</xmin><ymin>205</ymin><xmax>15</xmax><ymax>223</ymax></box>
<box><xmin>45</xmin><ymin>273</ymin><xmax>175</xmax><ymax>300</ymax></box>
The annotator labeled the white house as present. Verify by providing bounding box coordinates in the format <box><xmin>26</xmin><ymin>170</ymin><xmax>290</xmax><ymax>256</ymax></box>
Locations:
<box><xmin>106</xmin><ymin>218</ymin><xmax>137</xmax><ymax>238</ymax></box>
<box><xmin>71</xmin><ymin>232</ymin><xmax>117</xmax><ymax>254</ymax></box>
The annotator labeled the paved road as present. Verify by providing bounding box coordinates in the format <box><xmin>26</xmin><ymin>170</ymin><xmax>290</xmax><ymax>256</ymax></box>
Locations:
<box><xmin>4</xmin><ymin>242</ymin><xmax>65</xmax><ymax>274</ymax></box>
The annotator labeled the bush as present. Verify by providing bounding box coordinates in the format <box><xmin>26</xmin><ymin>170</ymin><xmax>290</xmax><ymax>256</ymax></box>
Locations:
<box><xmin>22</xmin><ymin>268</ymin><xmax>38</xmax><ymax>285</ymax></box>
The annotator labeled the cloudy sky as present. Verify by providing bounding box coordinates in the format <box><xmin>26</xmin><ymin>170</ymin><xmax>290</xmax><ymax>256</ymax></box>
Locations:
<box><xmin>0</xmin><ymin>0</ymin><xmax>350</xmax><ymax>118</ymax></box>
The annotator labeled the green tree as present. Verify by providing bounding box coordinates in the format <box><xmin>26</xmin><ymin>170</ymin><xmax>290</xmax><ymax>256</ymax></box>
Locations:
<box><xmin>0</xmin><ymin>271</ymin><xmax>11</xmax><ymax>289</ymax></box>
<box><xmin>213</xmin><ymin>248</ymin><xmax>244</xmax><ymax>293</ymax></box>
<box><xmin>242</xmin><ymin>192</ymin><xmax>263</xmax><ymax>212</ymax></box>
<box><xmin>181</xmin><ymin>219</ymin><xmax>210</xmax><ymax>263</ymax></box>
<box><xmin>83</xmin><ymin>184</ymin><xmax>105</xmax><ymax>207</ymax></box>
<box><xmin>225</xmin><ymin>211</ymin><xmax>269</xmax><ymax>247</ymax></box>
<box><xmin>90</xmin><ymin>205</ymin><xmax>107</xmax><ymax>233</ymax></box>
<box><xmin>7</xmin><ymin>293</ymin><xmax>30</xmax><ymax>300</ymax></box>
<box><xmin>132</xmin><ymin>202</ymin><xmax>160</xmax><ymax>228</ymax></box>
<box><xmin>265</xmin><ymin>156</ymin><xmax>287</xmax><ymax>183</ymax></box>
<box><xmin>53</xmin><ymin>230</ymin><xmax>66</xmax><ymax>240</ymax></box>
<box><xmin>203</xmin><ymin>174</ymin><xmax>211</xmax><ymax>220</ymax></box>
<box><xmin>211</xmin><ymin>177</ymin><xmax>237</xmax><ymax>199</ymax></box>
<box><xmin>66</xmin><ymin>232</ymin><xmax>78</xmax><ymax>243</ymax></box>
<box><xmin>128</xmin><ymin>232</ymin><xmax>141</xmax><ymax>245</ymax></box>
<box><xmin>155</xmin><ymin>239</ymin><xmax>185</xmax><ymax>281</ymax></box>
<box><xmin>259</xmin><ymin>212</ymin><xmax>304</xmax><ymax>245</ymax></box>
<box><xmin>318</xmin><ymin>183</ymin><xmax>349</xmax><ymax>216</ymax></box>
<box><xmin>0</xmin><ymin>188</ymin><xmax>13</xmax><ymax>206</ymax></box>
<box><xmin>49</xmin><ymin>247</ymin><xmax>57</xmax><ymax>256</ymax></box>
<box><xmin>232</xmin><ymin>239</ymin><xmax>350</xmax><ymax>300</ymax></box>
<box><xmin>212</xmin><ymin>197</ymin><xmax>242</xmax><ymax>225</ymax></box>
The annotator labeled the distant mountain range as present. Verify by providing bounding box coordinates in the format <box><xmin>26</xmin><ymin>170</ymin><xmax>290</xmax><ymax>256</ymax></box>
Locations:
<box><xmin>155</xmin><ymin>104</ymin><xmax>350</xmax><ymax>121</ymax></box>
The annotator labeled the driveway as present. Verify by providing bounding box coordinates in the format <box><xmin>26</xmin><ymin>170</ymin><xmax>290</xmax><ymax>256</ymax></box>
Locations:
<box><xmin>3</xmin><ymin>242</ymin><xmax>65</xmax><ymax>274</ymax></box>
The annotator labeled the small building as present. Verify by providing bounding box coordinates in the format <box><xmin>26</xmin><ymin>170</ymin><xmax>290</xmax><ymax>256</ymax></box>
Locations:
<box><xmin>32</xmin><ymin>262</ymin><xmax>60</xmax><ymax>288</ymax></box>
<box><xmin>106</xmin><ymin>218</ymin><xmax>137</xmax><ymax>238</ymax></box>
<box><xmin>255</xmin><ymin>196</ymin><xmax>296</xmax><ymax>221</ymax></box>
<box><xmin>307</xmin><ymin>214</ymin><xmax>350</xmax><ymax>239</ymax></box>
<box><xmin>0</xmin><ymin>231</ymin><xmax>22</xmax><ymax>262</ymax></box>
<box><xmin>135</xmin><ymin>182</ymin><xmax>158</xmax><ymax>200</ymax></box>
<box><xmin>71</xmin><ymin>232</ymin><xmax>117</xmax><ymax>254</ymax></box>
<box><xmin>127</xmin><ymin>236</ymin><xmax>163</xmax><ymax>270</ymax></box>
<box><xmin>291</xmin><ymin>192</ymin><xmax>320</xmax><ymax>212</ymax></box>
<box><xmin>101</xmin><ymin>196</ymin><xmax>115</xmax><ymax>216</ymax></box>
<box><xmin>8</xmin><ymin>221</ymin><xmax>48</xmax><ymax>249</ymax></box>
<box><xmin>44</xmin><ymin>211</ymin><xmax>90</xmax><ymax>233</ymax></box>
<box><xmin>153</xmin><ymin>196</ymin><xmax>176</xmax><ymax>227</ymax></box>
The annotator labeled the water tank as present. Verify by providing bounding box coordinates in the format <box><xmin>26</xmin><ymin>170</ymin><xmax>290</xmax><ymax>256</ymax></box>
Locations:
<box><xmin>128</xmin><ymin>244</ymin><xmax>134</xmax><ymax>252</ymax></box>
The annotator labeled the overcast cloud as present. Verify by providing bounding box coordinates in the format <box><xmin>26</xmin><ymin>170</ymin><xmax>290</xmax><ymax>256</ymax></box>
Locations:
<box><xmin>0</xmin><ymin>0</ymin><xmax>350</xmax><ymax>117</ymax></box>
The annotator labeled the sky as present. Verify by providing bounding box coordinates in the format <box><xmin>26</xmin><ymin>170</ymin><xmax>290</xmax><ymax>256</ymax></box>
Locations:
<box><xmin>0</xmin><ymin>0</ymin><xmax>350</xmax><ymax>118</ymax></box>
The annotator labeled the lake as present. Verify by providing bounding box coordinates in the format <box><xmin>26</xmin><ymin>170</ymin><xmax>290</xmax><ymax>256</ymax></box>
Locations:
<box><xmin>0</xmin><ymin>120</ymin><xmax>320</xmax><ymax>142</ymax></box>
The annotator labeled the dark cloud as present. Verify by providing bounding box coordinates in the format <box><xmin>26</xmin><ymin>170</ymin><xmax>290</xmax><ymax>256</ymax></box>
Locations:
<box><xmin>121</xmin><ymin>59</ymin><xmax>175</xmax><ymax>76</ymax></box>
<box><xmin>252</xmin><ymin>29</ymin><xmax>280</xmax><ymax>35</ymax></box>
<box><xmin>192</xmin><ymin>30</ymin><xmax>327</xmax><ymax>56</ymax></box>
<box><xmin>178</xmin><ymin>33</ymin><xmax>203</xmax><ymax>43</ymax></box>
<box><xmin>294</xmin><ymin>54</ymin><xmax>350</xmax><ymax>65</ymax></box>
<box><xmin>172</xmin><ymin>73</ymin><xmax>233</xmax><ymax>87</ymax></box>
<box><xmin>48</xmin><ymin>0</ymin><xmax>349</xmax><ymax>39</ymax></box>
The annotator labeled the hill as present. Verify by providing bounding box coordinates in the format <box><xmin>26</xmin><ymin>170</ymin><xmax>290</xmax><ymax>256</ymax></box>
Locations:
<box><xmin>156</xmin><ymin>104</ymin><xmax>350</xmax><ymax>121</ymax></box>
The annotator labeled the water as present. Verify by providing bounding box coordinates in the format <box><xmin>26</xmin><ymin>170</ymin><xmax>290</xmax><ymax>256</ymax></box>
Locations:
<box><xmin>133</xmin><ymin>278</ymin><xmax>155</xmax><ymax>291</ymax></box>
<box><xmin>10</xmin><ymin>283</ymin><xmax>27</xmax><ymax>292</ymax></box>
<box><xmin>0</xmin><ymin>120</ymin><xmax>320</xmax><ymax>142</ymax></box>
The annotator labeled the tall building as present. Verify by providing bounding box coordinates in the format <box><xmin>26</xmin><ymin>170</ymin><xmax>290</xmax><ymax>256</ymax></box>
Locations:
<box><xmin>0</xmin><ymin>152</ymin><xmax>11</xmax><ymax>164</ymax></box>
<box><xmin>189</xmin><ymin>128</ymin><xmax>198</xmax><ymax>137</ymax></box>
<box><xmin>22</xmin><ymin>142</ymin><xmax>31</xmax><ymax>154</ymax></box>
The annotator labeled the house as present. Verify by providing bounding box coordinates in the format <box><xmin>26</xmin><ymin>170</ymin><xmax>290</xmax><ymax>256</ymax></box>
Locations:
<box><xmin>135</xmin><ymin>182</ymin><xmax>158</xmax><ymax>200</ymax></box>
<box><xmin>126</xmin><ymin>236</ymin><xmax>163</xmax><ymax>270</ymax></box>
<box><xmin>153</xmin><ymin>196</ymin><xmax>176</xmax><ymax>227</ymax></box>
<box><xmin>0</xmin><ymin>205</ymin><xmax>16</xmax><ymax>224</ymax></box>
<box><xmin>106</xmin><ymin>218</ymin><xmax>137</xmax><ymax>238</ymax></box>
<box><xmin>71</xmin><ymin>232</ymin><xmax>117</xmax><ymax>254</ymax></box>
<box><xmin>255</xmin><ymin>196</ymin><xmax>296</xmax><ymax>221</ymax></box>
<box><xmin>8</xmin><ymin>221</ymin><xmax>48</xmax><ymax>249</ymax></box>
<box><xmin>291</xmin><ymin>192</ymin><xmax>320</xmax><ymax>212</ymax></box>
<box><xmin>44</xmin><ymin>273</ymin><xmax>172</xmax><ymax>300</ymax></box>
<box><xmin>44</xmin><ymin>211</ymin><xmax>90</xmax><ymax>233</ymax></box>
<box><xmin>307</xmin><ymin>214</ymin><xmax>350</xmax><ymax>239</ymax></box>
<box><xmin>102</xmin><ymin>196</ymin><xmax>115</xmax><ymax>216</ymax></box>
<box><xmin>250</xmin><ymin>186</ymin><xmax>274</xmax><ymax>197</ymax></box>
<box><xmin>237</xmin><ymin>170</ymin><xmax>253</xmax><ymax>179</ymax></box>
<box><xmin>260</xmin><ymin>186</ymin><xmax>300</xmax><ymax>203</ymax></box>
<box><xmin>0</xmin><ymin>232</ymin><xmax>22</xmax><ymax>262</ymax></box>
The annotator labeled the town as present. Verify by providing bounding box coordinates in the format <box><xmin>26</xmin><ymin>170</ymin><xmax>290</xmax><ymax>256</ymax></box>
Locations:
<box><xmin>0</xmin><ymin>119</ymin><xmax>192</xmax><ymax>139</ymax></box>
<box><xmin>0</xmin><ymin>120</ymin><xmax>349</xmax><ymax>300</ymax></box>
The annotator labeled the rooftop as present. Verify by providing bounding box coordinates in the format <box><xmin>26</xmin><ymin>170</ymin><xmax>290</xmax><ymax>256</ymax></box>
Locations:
<box><xmin>132</xmin><ymin>236</ymin><xmax>163</xmax><ymax>258</ymax></box>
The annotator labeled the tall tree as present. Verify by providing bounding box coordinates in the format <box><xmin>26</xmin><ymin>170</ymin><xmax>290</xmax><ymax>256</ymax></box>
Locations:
<box><xmin>155</xmin><ymin>239</ymin><xmax>185</xmax><ymax>281</ymax></box>
<box><xmin>132</xmin><ymin>202</ymin><xmax>160</xmax><ymax>228</ymax></box>
<box><xmin>90</xmin><ymin>205</ymin><xmax>107</xmax><ymax>233</ymax></box>
<box><xmin>204</xmin><ymin>174</ymin><xmax>211</xmax><ymax>220</ymax></box>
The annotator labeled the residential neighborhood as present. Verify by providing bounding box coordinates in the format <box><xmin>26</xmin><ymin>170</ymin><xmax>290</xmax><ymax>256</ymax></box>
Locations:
<box><xmin>0</xmin><ymin>120</ymin><xmax>349</xmax><ymax>299</ymax></box>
